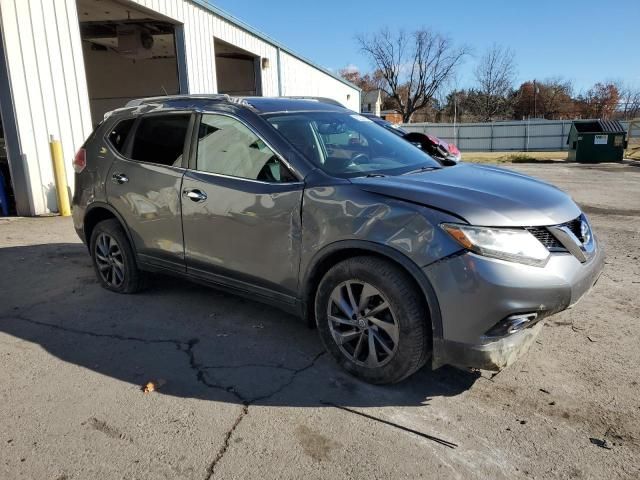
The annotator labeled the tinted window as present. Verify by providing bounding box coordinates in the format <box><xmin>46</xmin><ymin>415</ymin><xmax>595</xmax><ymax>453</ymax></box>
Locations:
<box><xmin>131</xmin><ymin>114</ymin><xmax>190</xmax><ymax>166</ymax></box>
<box><xmin>266</xmin><ymin>112</ymin><xmax>440</xmax><ymax>178</ymax></box>
<box><xmin>107</xmin><ymin>118</ymin><xmax>135</xmax><ymax>154</ymax></box>
<box><xmin>196</xmin><ymin>114</ymin><xmax>295</xmax><ymax>182</ymax></box>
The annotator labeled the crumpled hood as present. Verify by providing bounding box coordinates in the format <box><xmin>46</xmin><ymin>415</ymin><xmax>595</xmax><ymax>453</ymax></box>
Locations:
<box><xmin>351</xmin><ymin>163</ymin><xmax>581</xmax><ymax>227</ymax></box>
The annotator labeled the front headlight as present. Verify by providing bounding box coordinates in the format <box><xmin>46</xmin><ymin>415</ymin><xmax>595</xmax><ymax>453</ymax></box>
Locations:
<box><xmin>441</xmin><ymin>223</ymin><xmax>550</xmax><ymax>267</ymax></box>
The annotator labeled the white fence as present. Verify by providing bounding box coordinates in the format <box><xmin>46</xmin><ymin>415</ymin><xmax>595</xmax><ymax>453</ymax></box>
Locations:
<box><xmin>401</xmin><ymin>119</ymin><xmax>634</xmax><ymax>152</ymax></box>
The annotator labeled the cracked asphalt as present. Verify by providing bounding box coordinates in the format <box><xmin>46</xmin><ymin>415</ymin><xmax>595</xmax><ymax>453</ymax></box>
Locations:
<box><xmin>1</xmin><ymin>162</ymin><xmax>639</xmax><ymax>479</ymax></box>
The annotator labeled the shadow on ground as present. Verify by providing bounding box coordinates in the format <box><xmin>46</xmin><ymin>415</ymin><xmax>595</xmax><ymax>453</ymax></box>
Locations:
<box><xmin>0</xmin><ymin>243</ymin><xmax>478</xmax><ymax>410</ymax></box>
<box><xmin>509</xmin><ymin>159</ymin><xmax>562</xmax><ymax>164</ymax></box>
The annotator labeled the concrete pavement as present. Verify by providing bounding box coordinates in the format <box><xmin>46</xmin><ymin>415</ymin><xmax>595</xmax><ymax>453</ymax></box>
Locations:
<box><xmin>1</xmin><ymin>162</ymin><xmax>639</xmax><ymax>479</ymax></box>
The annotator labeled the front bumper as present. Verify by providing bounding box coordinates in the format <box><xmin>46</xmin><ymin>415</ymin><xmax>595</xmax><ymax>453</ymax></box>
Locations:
<box><xmin>433</xmin><ymin>321</ymin><xmax>545</xmax><ymax>371</ymax></box>
<box><xmin>424</xmin><ymin>241</ymin><xmax>604</xmax><ymax>370</ymax></box>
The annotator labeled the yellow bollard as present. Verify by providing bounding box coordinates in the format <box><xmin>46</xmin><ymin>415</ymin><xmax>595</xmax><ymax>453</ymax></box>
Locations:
<box><xmin>49</xmin><ymin>134</ymin><xmax>71</xmax><ymax>217</ymax></box>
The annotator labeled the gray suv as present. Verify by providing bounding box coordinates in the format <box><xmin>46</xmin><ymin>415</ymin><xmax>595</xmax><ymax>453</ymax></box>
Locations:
<box><xmin>72</xmin><ymin>96</ymin><xmax>604</xmax><ymax>384</ymax></box>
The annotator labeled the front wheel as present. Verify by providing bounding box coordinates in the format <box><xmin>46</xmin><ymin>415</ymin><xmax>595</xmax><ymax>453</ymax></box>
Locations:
<box><xmin>314</xmin><ymin>256</ymin><xmax>431</xmax><ymax>384</ymax></box>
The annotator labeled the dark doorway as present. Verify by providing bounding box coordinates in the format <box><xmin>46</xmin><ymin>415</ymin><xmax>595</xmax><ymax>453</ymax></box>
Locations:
<box><xmin>0</xmin><ymin>118</ymin><xmax>16</xmax><ymax>215</ymax></box>
<box><xmin>76</xmin><ymin>0</ymin><xmax>185</xmax><ymax>127</ymax></box>
<box><xmin>0</xmin><ymin>26</ymin><xmax>24</xmax><ymax>215</ymax></box>
<box><xmin>214</xmin><ymin>38</ymin><xmax>262</xmax><ymax>96</ymax></box>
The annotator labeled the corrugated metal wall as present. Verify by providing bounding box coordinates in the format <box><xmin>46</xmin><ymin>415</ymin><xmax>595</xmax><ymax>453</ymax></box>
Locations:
<box><xmin>132</xmin><ymin>0</ymin><xmax>359</xmax><ymax>108</ymax></box>
<box><xmin>401</xmin><ymin>120</ymin><xmax>633</xmax><ymax>152</ymax></box>
<box><xmin>0</xmin><ymin>0</ymin><xmax>93</xmax><ymax>215</ymax></box>
<box><xmin>0</xmin><ymin>0</ymin><xmax>359</xmax><ymax>215</ymax></box>
<box><xmin>133</xmin><ymin>0</ymin><xmax>280</xmax><ymax>95</ymax></box>
<box><xmin>279</xmin><ymin>50</ymin><xmax>359</xmax><ymax>110</ymax></box>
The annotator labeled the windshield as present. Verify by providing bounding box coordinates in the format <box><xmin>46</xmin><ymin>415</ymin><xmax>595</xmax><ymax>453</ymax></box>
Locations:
<box><xmin>264</xmin><ymin>111</ymin><xmax>440</xmax><ymax>178</ymax></box>
<box><xmin>370</xmin><ymin>117</ymin><xmax>409</xmax><ymax>137</ymax></box>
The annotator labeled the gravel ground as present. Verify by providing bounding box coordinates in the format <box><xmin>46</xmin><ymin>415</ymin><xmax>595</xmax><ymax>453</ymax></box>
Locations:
<box><xmin>0</xmin><ymin>161</ymin><xmax>638</xmax><ymax>479</ymax></box>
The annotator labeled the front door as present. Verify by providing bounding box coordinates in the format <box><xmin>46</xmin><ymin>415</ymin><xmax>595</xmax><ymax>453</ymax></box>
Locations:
<box><xmin>106</xmin><ymin>112</ymin><xmax>192</xmax><ymax>271</ymax></box>
<box><xmin>181</xmin><ymin>113</ymin><xmax>304</xmax><ymax>302</ymax></box>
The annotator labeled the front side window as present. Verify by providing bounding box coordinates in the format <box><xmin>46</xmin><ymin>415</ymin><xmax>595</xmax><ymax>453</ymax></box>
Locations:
<box><xmin>196</xmin><ymin>114</ymin><xmax>295</xmax><ymax>182</ymax></box>
<box><xmin>265</xmin><ymin>111</ymin><xmax>440</xmax><ymax>178</ymax></box>
<box><xmin>130</xmin><ymin>114</ymin><xmax>191</xmax><ymax>166</ymax></box>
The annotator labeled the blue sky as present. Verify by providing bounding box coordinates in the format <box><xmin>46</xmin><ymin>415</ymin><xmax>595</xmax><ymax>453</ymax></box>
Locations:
<box><xmin>211</xmin><ymin>0</ymin><xmax>639</xmax><ymax>93</ymax></box>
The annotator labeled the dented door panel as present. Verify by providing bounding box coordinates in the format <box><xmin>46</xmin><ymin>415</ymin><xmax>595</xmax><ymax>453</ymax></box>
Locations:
<box><xmin>182</xmin><ymin>170</ymin><xmax>304</xmax><ymax>296</ymax></box>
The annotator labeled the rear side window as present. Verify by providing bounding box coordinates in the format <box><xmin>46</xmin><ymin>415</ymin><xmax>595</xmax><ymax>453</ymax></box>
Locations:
<box><xmin>107</xmin><ymin>118</ymin><xmax>135</xmax><ymax>154</ymax></box>
<box><xmin>130</xmin><ymin>114</ymin><xmax>191</xmax><ymax>167</ymax></box>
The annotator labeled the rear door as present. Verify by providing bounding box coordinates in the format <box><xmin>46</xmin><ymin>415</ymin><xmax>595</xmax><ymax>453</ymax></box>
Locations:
<box><xmin>181</xmin><ymin>112</ymin><xmax>304</xmax><ymax>302</ymax></box>
<box><xmin>106</xmin><ymin>112</ymin><xmax>193</xmax><ymax>271</ymax></box>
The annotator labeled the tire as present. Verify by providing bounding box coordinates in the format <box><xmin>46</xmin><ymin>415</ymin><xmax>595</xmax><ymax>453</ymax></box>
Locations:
<box><xmin>314</xmin><ymin>256</ymin><xmax>431</xmax><ymax>384</ymax></box>
<box><xmin>89</xmin><ymin>218</ymin><xmax>145</xmax><ymax>294</ymax></box>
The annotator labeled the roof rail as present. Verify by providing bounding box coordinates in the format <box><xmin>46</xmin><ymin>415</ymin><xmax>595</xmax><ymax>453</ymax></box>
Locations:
<box><xmin>125</xmin><ymin>94</ymin><xmax>236</xmax><ymax>107</ymax></box>
<box><xmin>282</xmin><ymin>96</ymin><xmax>346</xmax><ymax>108</ymax></box>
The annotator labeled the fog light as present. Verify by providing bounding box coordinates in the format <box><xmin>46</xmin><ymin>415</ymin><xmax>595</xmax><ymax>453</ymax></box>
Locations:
<box><xmin>484</xmin><ymin>313</ymin><xmax>539</xmax><ymax>338</ymax></box>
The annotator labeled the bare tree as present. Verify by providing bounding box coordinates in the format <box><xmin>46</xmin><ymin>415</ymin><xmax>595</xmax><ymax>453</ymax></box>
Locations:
<box><xmin>616</xmin><ymin>82</ymin><xmax>640</xmax><ymax>120</ymax></box>
<box><xmin>357</xmin><ymin>28</ymin><xmax>467</xmax><ymax>123</ymax></box>
<box><xmin>474</xmin><ymin>44</ymin><xmax>516</xmax><ymax>121</ymax></box>
<box><xmin>338</xmin><ymin>67</ymin><xmax>383</xmax><ymax>93</ymax></box>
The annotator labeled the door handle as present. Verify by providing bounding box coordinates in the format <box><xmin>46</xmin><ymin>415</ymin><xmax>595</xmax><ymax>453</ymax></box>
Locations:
<box><xmin>111</xmin><ymin>172</ymin><xmax>129</xmax><ymax>184</ymax></box>
<box><xmin>183</xmin><ymin>189</ymin><xmax>207</xmax><ymax>202</ymax></box>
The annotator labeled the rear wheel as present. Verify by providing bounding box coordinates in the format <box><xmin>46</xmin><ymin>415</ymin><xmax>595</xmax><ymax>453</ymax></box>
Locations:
<box><xmin>90</xmin><ymin>219</ymin><xmax>144</xmax><ymax>294</ymax></box>
<box><xmin>315</xmin><ymin>256</ymin><xmax>431</xmax><ymax>384</ymax></box>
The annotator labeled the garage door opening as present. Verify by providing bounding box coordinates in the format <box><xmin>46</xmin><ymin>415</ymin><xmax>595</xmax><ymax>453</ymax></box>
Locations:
<box><xmin>0</xmin><ymin>118</ymin><xmax>16</xmax><ymax>215</ymax></box>
<box><xmin>77</xmin><ymin>0</ymin><xmax>185</xmax><ymax>126</ymax></box>
<box><xmin>0</xmin><ymin>29</ymin><xmax>19</xmax><ymax>216</ymax></box>
<box><xmin>214</xmin><ymin>38</ymin><xmax>262</xmax><ymax>96</ymax></box>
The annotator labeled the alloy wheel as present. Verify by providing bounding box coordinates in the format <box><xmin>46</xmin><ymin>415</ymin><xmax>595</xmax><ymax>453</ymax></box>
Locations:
<box><xmin>327</xmin><ymin>280</ymin><xmax>399</xmax><ymax>368</ymax></box>
<box><xmin>94</xmin><ymin>232</ymin><xmax>125</xmax><ymax>288</ymax></box>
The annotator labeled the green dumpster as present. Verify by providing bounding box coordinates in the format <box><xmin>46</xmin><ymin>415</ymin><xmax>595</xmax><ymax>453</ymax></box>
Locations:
<box><xmin>567</xmin><ymin>120</ymin><xmax>627</xmax><ymax>162</ymax></box>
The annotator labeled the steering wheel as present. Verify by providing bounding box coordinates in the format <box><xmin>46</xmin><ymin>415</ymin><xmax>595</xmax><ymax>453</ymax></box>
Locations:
<box><xmin>350</xmin><ymin>152</ymin><xmax>370</xmax><ymax>166</ymax></box>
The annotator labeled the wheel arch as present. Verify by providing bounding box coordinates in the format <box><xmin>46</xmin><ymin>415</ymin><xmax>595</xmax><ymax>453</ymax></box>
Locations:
<box><xmin>84</xmin><ymin>202</ymin><xmax>135</xmax><ymax>252</ymax></box>
<box><xmin>301</xmin><ymin>240</ymin><xmax>443</xmax><ymax>341</ymax></box>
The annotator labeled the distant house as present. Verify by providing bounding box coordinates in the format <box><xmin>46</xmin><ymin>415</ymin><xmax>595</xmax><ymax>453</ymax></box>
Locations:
<box><xmin>361</xmin><ymin>89</ymin><xmax>383</xmax><ymax>116</ymax></box>
<box><xmin>361</xmin><ymin>90</ymin><xmax>402</xmax><ymax>123</ymax></box>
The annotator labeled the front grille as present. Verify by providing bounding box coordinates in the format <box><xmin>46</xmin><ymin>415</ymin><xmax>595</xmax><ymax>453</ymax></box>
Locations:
<box><xmin>527</xmin><ymin>216</ymin><xmax>584</xmax><ymax>252</ymax></box>
<box><xmin>527</xmin><ymin>227</ymin><xmax>565</xmax><ymax>250</ymax></box>
<box><xmin>561</xmin><ymin>218</ymin><xmax>583</xmax><ymax>241</ymax></box>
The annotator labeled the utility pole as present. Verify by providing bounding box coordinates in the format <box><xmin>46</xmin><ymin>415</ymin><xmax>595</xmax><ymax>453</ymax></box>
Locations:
<box><xmin>533</xmin><ymin>80</ymin><xmax>537</xmax><ymax>118</ymax></box>
<box><xmin>453</xmin><ymin>91</ymin><xmax>458</xmax><ymax>143</ymax></box>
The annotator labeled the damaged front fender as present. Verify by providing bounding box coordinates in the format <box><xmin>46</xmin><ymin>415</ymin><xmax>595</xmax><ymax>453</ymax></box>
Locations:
<box><xmin>300</xmin><ymin>184</ymin><xmax>463</xmax><ymax>274</ymax></box>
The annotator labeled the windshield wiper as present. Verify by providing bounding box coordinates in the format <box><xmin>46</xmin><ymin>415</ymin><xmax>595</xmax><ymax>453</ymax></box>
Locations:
<box><xmin>402</xmin><ymin>166</ymin><xmax>439</xmax><ymax>175</ymax></box>
<box><xmin>364</xmin><ymin>173</ymin><xmax>386</xmax><ymax>178</ymax></box>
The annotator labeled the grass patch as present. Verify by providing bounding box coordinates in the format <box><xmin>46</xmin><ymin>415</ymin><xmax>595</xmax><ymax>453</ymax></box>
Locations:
<box><xmin>462</xmin><ymin>151</ymin><xmax>569</xmax><ymax>164</ymax></box>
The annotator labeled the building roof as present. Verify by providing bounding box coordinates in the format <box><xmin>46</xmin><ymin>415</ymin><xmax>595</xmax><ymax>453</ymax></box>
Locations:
<box><xmin>361</xmin><ymin>90</ymin><xmax>382</xmax><ymax>104</ymax></box>
<box><xmin>191</xmin><ymin>0</ymin><xmax>359</xmax><ymax>92</ymax></box>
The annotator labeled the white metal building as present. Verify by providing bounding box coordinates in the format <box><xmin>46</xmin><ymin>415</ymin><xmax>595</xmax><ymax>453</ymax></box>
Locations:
<box><xmin>0</xmin><ymin>0</ymin><xmax>360</xmax><ymax>216</ymax></box>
